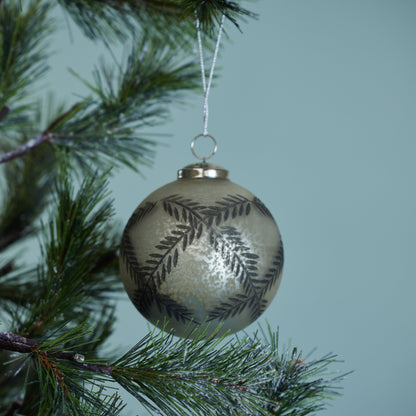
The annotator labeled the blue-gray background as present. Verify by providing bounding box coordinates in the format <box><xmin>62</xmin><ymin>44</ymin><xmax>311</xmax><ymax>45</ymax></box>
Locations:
<box><xmin>49</xmin><ymin>1</ymin><xmax>416</xmax><ymax>414</ymax></box>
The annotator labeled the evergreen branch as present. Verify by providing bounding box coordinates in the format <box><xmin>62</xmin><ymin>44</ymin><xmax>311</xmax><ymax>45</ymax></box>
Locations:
<box><xmin>257</xmin><ymin>326</ymin><xmax>350</xmax><ymax>415</ymax></box>
<box><xmin>0</xmin><ymin>132</ymin><xmax>50</xmax><ymax>164</ymax></box>
<box><xmin>57</xmin><ymin>0</ymin><xmax>249</xmax><ymax>43</ymax></box>
<box><xmin>1</xmin><ymin>37</ymin><xmax>200</xmax><ymax>172</ymax></box>
<box><xmin>0</xmin><ymin>326</ymin><xmax>346</xmax><ymax>415</ymax></box>
<box><xmin>0</xmin><ymin>38</ymin><xmax>200</xmax><ymax>172</ymax></box>
<box><xmin>0</xmin><ymin>249</ymin><xmax>119</xmax><ymax>312</ymax></box>
<box><xmin>0</xmin><ymin>102</ymin><xmax>84</xmax><ymax>165</ymax></box>
<box><xmin>112</xmin><ymin>324</ymin><xmax>275</xmax><ymax>416</ymax></box>
<box><xmin>0</xmin><ymin>102</ymin><xmax>82</xmax><ymax>253</ymax></box>
<box><xmin>0</xmin><ymin>142</ymin><xmax>56</xmax><ymax>252</ymax></box>
<box><xmin>0</xmin><ymin>267</ymin><xmax>39</xmax><ymax>308</ymax></box>
<box><xmin>0</xmin><ymin>0</ymin><xmax>53</xmax><ymax>109</ymax></box>
<box><xmin>0</xmin><ymin>331</ymin><xmax>111</xmax><ymax>374</ymax></box>
<box><xmin>0</xmin><ymin>103</ymin><xmax>34</xmax><ymax>139</ymax></box>
<box><xmin>14</xmin><ymin>169</ymin><xmax>121</xmax><ymax>338</ymax></box>
<box><xmin>3</xmin><ymin>328</ymin><xmax>113</xmax><ymax>414</ymax></box>
<box><xmin>58</xmin><ymin>0</ymin><xmax>187</xmax><ymax>42</ymax></box>
<box><xmin>182</xmin><ymin>0</ymin><xmax>257</xmax><ymax>34</ymax></box>
<box><xmin>0</xmin><ymin>324</ymin><xmax>125</xmax><ymax>415</ymax></box>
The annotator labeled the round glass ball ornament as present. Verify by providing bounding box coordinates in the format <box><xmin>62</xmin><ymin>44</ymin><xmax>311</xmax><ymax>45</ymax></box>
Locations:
<box><xmin>119</xmin><ymin>163</ymin><xmax>284</xmax><ymax>337</ymax></box>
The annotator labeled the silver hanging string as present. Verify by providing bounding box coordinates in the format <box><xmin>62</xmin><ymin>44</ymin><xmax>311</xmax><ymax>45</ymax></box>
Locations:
<box><xmin>196</xmin><ymin>14</ymin><xmax>225</xmax><ymax>138</ymax></box>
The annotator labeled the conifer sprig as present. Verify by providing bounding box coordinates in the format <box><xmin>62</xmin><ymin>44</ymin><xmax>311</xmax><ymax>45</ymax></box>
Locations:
<box><xmin>57</xmin><ymin>0</ymin><xmax>255</xmax><ymax>42</ymax></box>
<box><xmin>255</xmin><ymin>327</ymin><xmax>349</xmax><ymax>415</ymax></box>
<box><xmin>0</xmin><ymin>0</ymin><xmax>53</xmax><ymax>126</ymax></box>
<box><xmin>0</xmin><ymin>325</ymin><xmax>125</xmax><ymax>416</ymax></box>
<box><xmin>112</xmin><ymin>323</ymin><xmax>274</xmax><ymax>416</ymax></box>
<box><xmin>183</xmin><ymin>0</ymin><xmax>257</xmax><ymax>34</ymax></box>
<box><xmin>50</xmin><ymin>38</ymin><xmax>201</xmax><ymax>172</ymax></box>
<box><xmin>58</xmin><ymin>0</ymin><xmax>187</xmax><ymax>42</ymax></box>
<box><xmin>0</xmin><ymin>324</ymin><xmax>345</xmax><ymax>416</ymax></box>
<box><xmin>0</xmin><ymin>144</ymin><xmax>56</xmax><ymax>251</ymax></box>
<box><xmin>11</xmin><ymin>169</ymin><xmax>121</xmax><ymax>339</ymax></box>
<box><xmin>0</xmin><ymin>37</ymin><xmax>201</xmax><ymax>171</ymax></box>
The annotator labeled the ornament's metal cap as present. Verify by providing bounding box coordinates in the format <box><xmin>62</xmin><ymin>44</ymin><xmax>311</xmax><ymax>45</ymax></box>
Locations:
<box><xmin>178</xmin><ymin>163</ymin><xmax>229</xmax><ymax>179</ymax></box>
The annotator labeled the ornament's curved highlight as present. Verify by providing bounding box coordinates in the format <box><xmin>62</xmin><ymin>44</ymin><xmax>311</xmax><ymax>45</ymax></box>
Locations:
<box><xmin>119</xmin><ymin>163</ymin><xmax>284</xmax><ymax>337</ymax></box>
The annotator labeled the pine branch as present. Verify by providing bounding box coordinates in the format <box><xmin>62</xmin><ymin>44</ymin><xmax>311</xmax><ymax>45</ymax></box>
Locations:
<box><xmin>112</xmin><ymin>324</ymin><xmax>274</xmax><ymax>416</ymax></box>
<box><xmin>0</xmin><ymin>132</ymin><xmax>50</xmax><ymax>164</ymax></box>
<box><xmin>0</xmin><ymin>37</ymin><xmax>201</xmax><ymax>172</ymax></box>
<box><xmin>58</xmin><ymin>0</ymin><xmax>184</xmax><ymax>42</ymax></box>
<box><xmin>182</xmin><ymin>0</ymin><xmax>257</xmax><ymax>34</ymax></box>
<box><xmin>0</xmin><ymin>325</ymin><xmax>345</xmax><ymax>416</ymax></box>
<box><xmin>57</xmin><ymin>0</ymin><xmax>255</xmax><ymax>42</ymax></box>
<box><xmin>55</xmin><ymin>38</ymin><xmax>201</xmax><ymax>172</ymax></box>
<box><xmin>0</xmin><ymin>143</ymin><xmax>56</xmax><ymax>253</ymax></box>
<box><xmin>257</xmin><ymin>327</ymin><xmax>349</xmax><ymax>415</ymax></box>
<box><xmin>0</xmin><ymin>332</ymin><xmax>111</xmax><ymax>374</ymax></box>
<box><xmin>0</xmin><ymin>0</ymin><xmax>53</xmax><ymax>112</ymax></box>
<box><xmin>15</xmin><ymin>326</ymin><xmax>124</xmax><ymax>415</ymax></box>
<box><xmin>5</xmin><ymin>169</ymin><xmax>122</xmax><ymax>339</ymax></box>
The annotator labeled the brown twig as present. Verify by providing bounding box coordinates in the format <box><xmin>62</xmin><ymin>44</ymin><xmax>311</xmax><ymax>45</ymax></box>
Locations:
<box><xmin>0</xmin><ymin>332</ymin><xmax>113</xmax><ymax>376</ymax></box>
<box><xmin>0</xmin><ymin>103</ymin><xmax>84</xmax><ymax>164</ymax></box>
<box><xmin>0</xmin><ymin>133</ymin><xmax>51</xmax><ymax>164</ymax></box>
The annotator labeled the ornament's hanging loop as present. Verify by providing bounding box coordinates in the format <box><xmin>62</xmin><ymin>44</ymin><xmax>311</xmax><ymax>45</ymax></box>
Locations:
<box><xmin>193</xmin><ymin>13</ymin><xmax>225</xmax><ymax>161</ymax></box>
<box><xmin>191</xmin><ymin>133</ymin><xmax>217</xmax><ymax>162</ymax></box>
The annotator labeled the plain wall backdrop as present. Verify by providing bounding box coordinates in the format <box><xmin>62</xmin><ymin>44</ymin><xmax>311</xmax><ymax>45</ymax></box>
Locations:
<box><xmin>48</xmin><ymin>1</ymin><xmax>416</xmax><ymax>414</ymax></box>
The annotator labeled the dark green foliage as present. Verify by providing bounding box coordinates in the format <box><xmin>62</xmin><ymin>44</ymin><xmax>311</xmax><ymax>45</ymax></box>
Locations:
<box><xmin>57</xmin><ymin>0</ymin><xmax>255</xmax><ymax>42</ymax></box>
<box><xmin>12</xmin><ymin>169</ymin><xmax>121</xmax><ymax>339</ymax></box>
<box><xmin>52</xmin><ymin>38</ymin><xmax>201</xmax><ymax>172</ymax></box>
<box><xmin>111</xmin><ymin>323</ymin><xmax>273</xmax><ymax>416</ymax></box>
<box><xmin>58</xmin><ymin>0</ymin><xmax>189</xmax><ymax>42</ymax></box>
<box><xmin>181</xmin><ymin>0</ymin><xmax>257</xmax><ymax>34</ymax></box>
<box><xmin>0</xmin><ymin>170</ymin><xmax>123</xmax><ymax>413</ymax></box>
<box><xmin>0</xmin><ymin>0</ymin><xmax>53</xmax><ymax>110</ymax></box>
<box><xmin>258</xmin><ymin>328</ymin><xmax>347</xmax><ymax>415</ymax></box>
<box><xmin>18</xmin><ymin>323</ymin><xmax>125</xmax><ymax>416</ymax></box>
<box><xmin>0</xmin><ymin>144</ymin><xmax>55</xmax><ymax>251</ymax></box>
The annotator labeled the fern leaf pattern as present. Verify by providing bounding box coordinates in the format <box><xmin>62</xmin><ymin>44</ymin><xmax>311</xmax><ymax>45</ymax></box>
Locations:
<box><xmin>252</xmin><ymin>197</ymin><xmax>274</xmax><ymax>218</ymax></box>
<box><xmin>250</xmin><ymin>299</ymin><xmax>269</xmax><ymax>322</ymax></box>
<box><xmin>143</xmin><ymin>224</ymin><xmax>197</xmax><ymax>287</ymax></box>
<box><xmin>120</xmin><ymin>202</ymin><xmax>156</xmax><ymax>284</ymax></box>
<box><xmin>122</xmin><ymin>192</ymin><xmax>282</xmax><ymax>325</ymax></box>
<box><xmin>133</xmin><ymin>289</ymin><xmax>197</xmax><ymax>324</ymax></box>
<box><xmin>258</xmin><ymin>243</ymin><xmax>284</xmax><ymax>297</ymax></box>
<box><xmin>206</xmin><ymin>226</ymin><xmax>265</xmax><ymax>322</ymax></box>
<box><xmin>200</xmin><ymin>194</ymin><xmax>253</xmax><ymax>226</ymax></box>
<box><xmin>209</xmin><ymin>226</ymin><xmax>260</xmax><ymax>293</ymax></box>
<box><xmin>132</xmin><ymin>287</ymin><xmax>154</xmax><ymax>319</ymax></box>
<box><xmin>207</xmin><ymin>294</ymin><xmax>252</xmax><ymax>321</ymax></box>
<box><xmin>154</xmin><ymin>294</ymin><xmax>197</xmax><ymax>324</ymax></box>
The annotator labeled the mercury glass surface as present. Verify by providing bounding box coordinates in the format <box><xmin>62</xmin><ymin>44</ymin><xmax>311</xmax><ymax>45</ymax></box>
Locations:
<box><xmin>119</xmin><ymin>163</ymin><xmax>284</xmax><ymax>337</ymax></box>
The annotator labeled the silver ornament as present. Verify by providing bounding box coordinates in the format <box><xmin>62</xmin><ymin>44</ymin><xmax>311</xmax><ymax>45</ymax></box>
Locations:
<box><xmin>120</xmin><ymin>163</ymin><xmax>284</xmax><ymax>337</ymax></box>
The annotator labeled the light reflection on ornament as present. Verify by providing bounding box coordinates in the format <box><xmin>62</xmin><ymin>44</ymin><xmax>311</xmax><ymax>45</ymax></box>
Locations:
<box><xmin>119</xmin><ymin>163</ymin><xmax>284</xmax><ymax>337</ymax></box>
